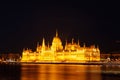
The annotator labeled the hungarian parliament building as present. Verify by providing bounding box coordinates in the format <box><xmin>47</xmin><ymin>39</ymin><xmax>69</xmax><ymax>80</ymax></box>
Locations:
<box><xmin>21</xmin><ymin>31</ymin><xmax>100</xmax><ymax>62</ymax></box>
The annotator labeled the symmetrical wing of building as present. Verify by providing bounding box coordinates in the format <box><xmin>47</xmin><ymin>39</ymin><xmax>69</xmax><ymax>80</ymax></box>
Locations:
<box><xmin>21</xmin><ymin>31</ymin><xmax>100</xmax><ymax>62</ymax></box>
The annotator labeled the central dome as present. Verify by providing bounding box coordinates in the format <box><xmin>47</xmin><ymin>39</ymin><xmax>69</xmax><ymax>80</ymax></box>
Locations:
<box><xmin>52</xmin><ymin>36</ymin><xmax>61</xmax><ymax>43</ymax></box>
<box><xmin>52</xmin><ymin>30</ymin><xmax>62</xmax><ymax>44</ymax></box>
<box><xmin>51</xmin><ymin>31</ymin><xmax>63</xmax><ymax>51</ymax></box>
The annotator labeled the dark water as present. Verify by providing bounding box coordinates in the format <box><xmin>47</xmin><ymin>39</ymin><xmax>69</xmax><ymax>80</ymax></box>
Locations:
<box><xmin>0</xmin><ymin>64</ymin><xmax>120</xmax><ymax>80</ymax></box>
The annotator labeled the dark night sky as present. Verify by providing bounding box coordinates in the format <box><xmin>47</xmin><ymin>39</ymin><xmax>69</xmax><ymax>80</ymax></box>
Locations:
<box><xmin>0</xmin><ymin>1</ymin><xmax>119</xmax><ymax>53</ymax></box>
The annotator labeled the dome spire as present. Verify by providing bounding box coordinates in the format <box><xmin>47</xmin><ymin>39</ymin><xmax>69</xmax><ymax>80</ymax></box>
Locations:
<box><xmin>56</xmin><ymin>29</ymin><xmax>58</xmax><ymax>37</ymax></box>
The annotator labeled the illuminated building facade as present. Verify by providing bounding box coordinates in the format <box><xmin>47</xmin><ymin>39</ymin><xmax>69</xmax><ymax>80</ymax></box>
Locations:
<box><xmin>21</xmin><ymin>31</ymin><xmax>100</xmax><ymax>62</ymax></box>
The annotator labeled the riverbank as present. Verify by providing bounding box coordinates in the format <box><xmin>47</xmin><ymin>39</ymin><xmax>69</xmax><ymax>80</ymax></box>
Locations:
<box><xmin>0</xmin><ymin>61</ymin><xmax>120</xmax><ymax>65</ymax></box>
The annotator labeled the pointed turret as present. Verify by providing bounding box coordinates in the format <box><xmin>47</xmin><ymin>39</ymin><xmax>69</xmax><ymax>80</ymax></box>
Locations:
<box><xmin>42</xmin><ymin>38</ymin><xmax>45</xmax><ymax>47</ymax></box>
<box><xmin>77</xmin><ymin>39</ymin><xmax>79</xmax><ymax>45</ymax></box>
<box><xmin>77</xmin><ymin>39</ymin><xmax>80</xmax><ymax>47</ymax></box>
<box><xmin>37</xmin><ymin>42</ymin><xmax>39</xmax><ymax>47</ymax></box>
<box><xmin>83</xmin><ymin>43</ymin><xmax>86</xmax><ymax>48</ymax></box>
<box><xmin>96</xmin><ymin>45</ymin><xmax>100</xmax><ymax>51</ymax></box>
<box><xmin>72</xmin><ymin>38</ymin><xmax>74</xmax><ymax>44</ymax></box>
<box><xmin>36</xmin><ymin>42</ymin><xmax>40</xmax><ymax>52</ymax></box>
<box><xmin>22</xmin><ymin>48</ymin><xmax>25</xmax><ymax>53</ymax></box>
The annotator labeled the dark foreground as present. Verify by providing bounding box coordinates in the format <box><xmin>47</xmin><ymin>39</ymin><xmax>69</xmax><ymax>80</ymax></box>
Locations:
<box><xmin>0</xmin><ymin>63</ymin><xmax>120</xmax><ymax>80</ymax></box>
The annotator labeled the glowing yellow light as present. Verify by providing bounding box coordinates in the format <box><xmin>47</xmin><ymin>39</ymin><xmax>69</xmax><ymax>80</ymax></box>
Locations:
<box><xmin>21</xmin><ymin>31</ymin><xmax>100</xmax><ymax>62</ymax></box>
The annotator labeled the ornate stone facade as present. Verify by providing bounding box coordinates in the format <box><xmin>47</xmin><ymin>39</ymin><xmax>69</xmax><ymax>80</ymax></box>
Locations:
<box><xmin>21</xmin><ymin>31</ymin><xmax>100</xmax><ymax>62</ymax></box>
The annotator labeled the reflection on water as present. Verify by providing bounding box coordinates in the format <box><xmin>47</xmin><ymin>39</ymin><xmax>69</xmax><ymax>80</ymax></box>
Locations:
<box><xmin>21</xmin><ymin>64</ymin><xmax>102</xmax><ymax>80</ymax></box>
<box><xmin>0</xmin><ymin>64</ymin><xmax>120</xmax><ymax>80</ymax></box>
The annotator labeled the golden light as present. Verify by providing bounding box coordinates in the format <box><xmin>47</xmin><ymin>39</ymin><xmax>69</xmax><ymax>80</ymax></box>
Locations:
<box><xmin>21</xmin><ymin>31</ymin><xmax>100</xmax><ymax>62</ymax></box>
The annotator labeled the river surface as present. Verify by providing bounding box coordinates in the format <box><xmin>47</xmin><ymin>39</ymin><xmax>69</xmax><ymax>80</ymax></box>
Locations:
<box><xmin>0</xmin><ymin>63</ymin><xmax>120</xmax><ymax>80</ymax></box>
